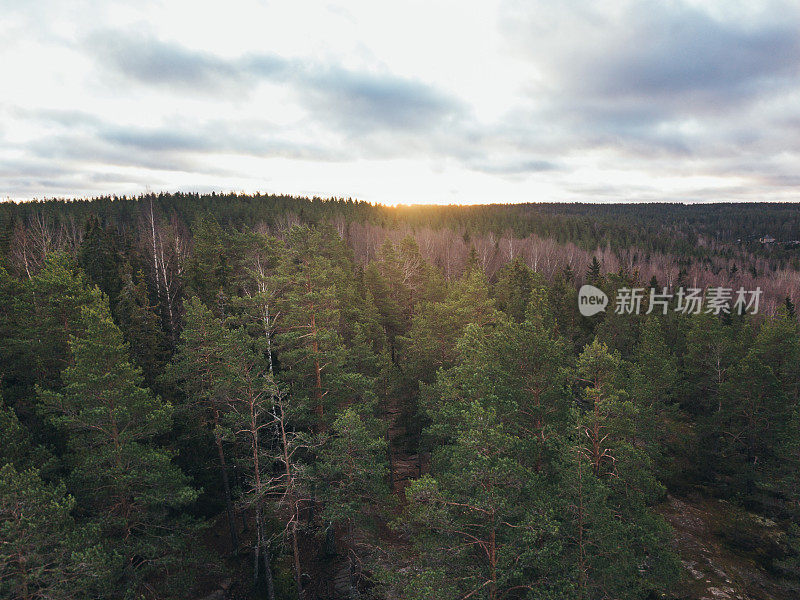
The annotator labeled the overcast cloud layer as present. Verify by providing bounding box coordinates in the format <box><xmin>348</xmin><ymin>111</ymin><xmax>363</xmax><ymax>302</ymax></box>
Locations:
<box><xmin>1</xmin><ymin>0</ymin><xmax>799</xmax><ymax>204</ymax></box>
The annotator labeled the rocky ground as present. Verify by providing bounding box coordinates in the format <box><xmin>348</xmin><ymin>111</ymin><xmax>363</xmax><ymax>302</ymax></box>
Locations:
<box><xmin>660</xmin><ymin>494</ymin><xmax>800</xmax><ymax>600</ymax></box>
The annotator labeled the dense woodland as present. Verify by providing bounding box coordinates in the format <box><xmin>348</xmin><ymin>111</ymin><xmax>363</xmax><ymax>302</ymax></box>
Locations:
<box><xmin>2</xmin><ymin>194</ymin><xmax>800</xmax><ymax>600</ymax></box>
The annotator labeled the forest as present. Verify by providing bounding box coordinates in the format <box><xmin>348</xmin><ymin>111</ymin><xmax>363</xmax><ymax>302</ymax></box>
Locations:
<box><xmin>1</xmin><ymin>193</ymin><xmax>800</xmax><ymax>600</ymax></box>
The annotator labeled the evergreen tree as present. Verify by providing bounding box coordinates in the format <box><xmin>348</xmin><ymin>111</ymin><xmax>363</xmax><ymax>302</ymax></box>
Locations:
<box><xmin>0</xmin><ymin>394</ymin><xmax>53</xmax><ymax>473</ymax></box>
<box><xmin>167</xmin><ymin>297</ymin><xmax>241</xmax><ymax>552</ymax></box>
<box><xmin>184</xmin><ymin>214</ymin><xmax>232</xmax><ymax>312</ymax></box>
<box><xmin>593</xmin><ymin>270</ymin><xmax>643</xmax><ymax>357</ymax></box>
<box><xmin>558</xmin><ymin>444</ymin><xmax>678</xmax><ymax>600</ymax></box>
<box><xmin>7</xmin><ymin>255</ymin><xmax>103</xmax><ymax>408</ymax></box>
<box><xmin>628</xmin><ymin>316</ymin><xmax>681</xmax><ymax>477</ymax></box>
<box><xmin>399</xmin><ymin>265</ymin><xmax>498</xmax><ymax>386</ymax></box>
<box><xmin>401</xmin><ymin>317</ymin><xmax>572</xmax><ymax>599</ymax></box>
<box><xmin>567</xmin><ymin>339</ymin><xmax>679</xmax><ymax>599</ymax></box>
<box><xmin>708</xmin><ymin>314</ymin><xmax>799</xmax><ymax>502</ymax></box>
<box><xmin>364</xmin><ymin>261</ymin><xmax>405</xmax><ymax>359</ymax></box>
<box><xmin>586</xmin><ymin>256</ymin><xmax>601</xmax><ymax>283</ymax></box>
<box><xmin>276</xmin><ymin>226</ymin><xmax>349</xmax><ymax>430</ymax></box>
<box><xmin>575</xmin><ymin>339</ymin><xmax>635</xmax><ymax>479</ymax></box>
<box><xmin>78</xmin><ymin>215</ymin><xmax>123</xmax><ymax>307</ymax></box>
<box><xmin>316</xmin><ymin>404</ymin><xmax>390</xmax><ymax>593</ymax></box>
<box><xmin>115</xmin><ymin>267</ymin><xmax>169</xmax><ymax>391</ymax></box>
<box><xmin>219</xmin><ymin>326</ymin><xmax>282</xmax><ymax>600</ymax></box>
<box><xmin>404</xmin><ymin>398</ymin><xmax>564</xmax><ymax>600</ymax></box>
<box><xmin>493</xmin><ymin>258</ymin><xmax>537</xmax><ymax>323</ymax></box>
<box><xmin>680</xmin><ymin>312</ymin><xmax>742</xmax><ymax>417</ymax></box>
<box><xmin>0</xmin><ymin>464</ymin><xmax>111</xmax><ymax>600</ymax></box>
<box><xmin>38</xmin><ymin>303</ymin><xmax>202</xmax><ymax>597</ymax></box>
<box><xmin>785</xmin><ymin>296</ymin><xmax>796</xmax><ymax>319</ymax></box>
<box><xmin>0</xmin><ymin>266</ymin><xmax>23</xmax><ymax>398</ymax></box>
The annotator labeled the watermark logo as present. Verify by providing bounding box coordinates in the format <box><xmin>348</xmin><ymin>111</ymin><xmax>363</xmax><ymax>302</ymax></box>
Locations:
<box><xmin>578</xmin><ymin>285</ymin><xmax>609</xmax><ymax>316</ymax></box>
<box><xmin>577</xmin><ymin>286</ymin><xmax>762</xmax><ymax>316</ymax></box>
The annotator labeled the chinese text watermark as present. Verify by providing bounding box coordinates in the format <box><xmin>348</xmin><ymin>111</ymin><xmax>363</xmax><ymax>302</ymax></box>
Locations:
<box><xmin>578</xmin><ymin>285</ymin><xmax>761</xmax><ymax>317</ymax></box>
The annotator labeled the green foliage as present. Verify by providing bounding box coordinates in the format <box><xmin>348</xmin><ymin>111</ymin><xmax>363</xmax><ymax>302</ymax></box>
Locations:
<box><xmin>318</xmin><ymin>404</ymin><xmax>389</xmax><ymax>520</ymax></box>
<box><xmin>399</xmin><ymin>265</ymin><xmax>498</xmax><ymax>386</ymax></box>
<box><xmin>38</xmin><ymin>302</ymin><xmax>203</xmax><ymax>597</ymax></box>
<box><xmin>78</xmin><ymin>215</ymin><xmax>124</xmax><ymax>307</ymax></box>
<box><xmin>593</xmin><ymin>270</ymin><xmax>644</xmax><ymax>357</ymax></box>
<box><xmin>493</xmin><ymin>258</ymin><xmax>539</xmax><ymax>322</ymax></box>
<box><xmin>275</xmin><ymin>226</ymin><xmax>349</xmax><ymax>428</ymax></box>
<box><xmin>184</xmin><ymin>214</ymin><xmax>232</xmax><ymax>311</ymax></box>
<box><xmin>316</xmin><ymin>403</ymin><xmax>390</xmax><ymax>578</ymax></box>
<box><xmin>627</xmin><ymin>316</ymin><xmax>682</xmax><ymax>477</ymax></box>
<box><xmin>0</xmin><ymin>464</ymin><xmax>112</xmax><ymax>600</ymax></box>
<box><xmin>0</xmin><ymin>394</ymin><xmax>53</xmax><ymax>474</ymax></box>
<box><xmin>586</xmin><ymin>256</ymin><xmax>601</xmax><ymax>283</ymax></box>
<box><xmin>4</xmin><ymin>254</ymin><xmax>103</xmax><ymax>405</ymax></box>
<box><xmin>115</xmin><ymin>268</ymin><xmax>169</xmax><ymax>391</ymax></box>
<box><xmin>558</xmin><ymin>446</ymin><xmax>680</xmax><ymax>600</ymax></box>
<box><xmin>680</xmin><ymin>312</ymin><xmax>743</xmax><ymax>416</ymax></box>
<box><xmin>568</xmin><ymin>339</ymin><xmax>680</xmax><ymax>599</ymax></box>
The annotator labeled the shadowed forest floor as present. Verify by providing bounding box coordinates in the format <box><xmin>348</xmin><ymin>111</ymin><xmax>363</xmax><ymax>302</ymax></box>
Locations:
<box><xmin>661</xmin><ymin>495</ymin><xmax>800</xmax><ymax>600</ymax></box>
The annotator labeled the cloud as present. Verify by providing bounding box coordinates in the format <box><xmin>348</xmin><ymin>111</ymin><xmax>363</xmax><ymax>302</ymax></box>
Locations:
<box><xmin>85</xmin><ymin>30</ymin><xmax>463</xmax><ymax>134</ymax></box>
<box><xmin>10</xmin><ymin>104</ymin><xmax>347</xmax><ymax>160</ymax></box>
<box><xmin>467</xmin><ymin>157</ymin><xmax>559</xmax><ymax>176</ymax></box>
<box><xmin>491</xmin><ymin>0</ymin><xmax>800</xmax><ymax>192</ymax></box>
<box><xmin>4</xmin><ymin>1</ymin><xmax>800</xmax><ymax>202</ymax></box>
<box><xmin>87</xmin><ymin>32</ymin><xmax>252</xmax><ymax>90</ymax></box>
<box><xmin>506</xmin><ymin>1</ymin><xmax>800</xmax><ymax>103</ymax></box>
<box><xmin>297</xmin><ymin>65</ymin><xmax>464</xmax><ymax>132</ymax></box>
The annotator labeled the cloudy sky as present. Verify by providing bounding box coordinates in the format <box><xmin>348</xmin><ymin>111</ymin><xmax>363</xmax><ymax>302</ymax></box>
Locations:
<box><xmin>2</xmin><ymin>0</ymin><xmax>800</xmax><ymax>204</ymax></box>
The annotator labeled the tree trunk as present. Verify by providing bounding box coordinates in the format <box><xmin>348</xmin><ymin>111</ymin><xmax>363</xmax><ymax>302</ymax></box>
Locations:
<box><xmin>278</xmin><ymin>402</ymin><xmax>303</xmax><ymax>598</ymax></box>
<box><xmin>261</xmin><ymin>539</ymin><xmax>276</xmax><ymax>600</ymax></box>
<box><xmin>255</xmin><ymin>504</ymin><xmax>276</xmax><ymax>600</ymax></box>
<box><xmin>488</xmin><ymin>525</ymin><xmax>497</xmax><ymax>600</ymax></box>
<box><xmin>213</xmin><ymin>422</ymin><xmax>238</xmax><ymax>553</ymax></box>
<box><xmin>253</xmin><ymin>544</ymin><xmax>260</xmax><ymax>587</ymax></box>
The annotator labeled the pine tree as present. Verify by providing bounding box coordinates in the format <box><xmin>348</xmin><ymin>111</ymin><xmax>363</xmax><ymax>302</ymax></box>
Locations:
<box><xmin>708</xmin><ymin>314</ymin><xmax>800</xmax><ymax>501</ymax></box>
<box><xmin>401</xmin><ymin>317</ymin><xmax>572</xmax><ymax>599</ymax></box>
<box><xmin>78</xmin><ymin>215</ymin><xmax>123</xmax><ymax>307</ymax></box>
<box><xmin>593</xmin><ymin>270</ymin><xmax>643</xmax><ymax>357</ymax></box>
<box><xmin>365</xmin><ymin>236</ymin><xmax>443</xmax><ymax>362</ymax></box>
<box><xmin>219</xmin><ymin>326</ymin><xmax>282</xmax><ymax>600</ymax></box>
<box><xmin>493</xmin><ymin>258</ymin><xmax>537</xmax><ymax>323</ymax></box>
<box><xmin>115</xmin><ymin>267</ymin><xmax>169</xmax><ymax>391</ymax></box>
<box><xmin>0</xmin><ymin>464</ymin><xmax>111</xmax><ymax>600</ymax></box>
<box><xmin>0</xmin><ymin>394</ymin><xmax>53</xmax><ymax>473</ymax></box>
<box><xmin>785</xmin><ymin>296</ymin><xmax>796</xmax><ymax>319</ymax></box>
<box><xmin>399</xmin><ymin>265</ymin><xmax>498</xmax><ymax>385</ymax></box>
<box><xmin>680</xmin><ymin>312</ymin><xmax>741</xmax><ymax>417</ymax></box>
<box><xmin>404</xmin><ymin>403</ymin><xmax>565</xmax><ymax>600</ymax></box>
<box><xmin>276</xmin><ymin>226</ymin><xmax>348</xmax><ymax>430</ymax></box>
<box><xmin>432</xmin><ymin>314</ymin><xmax>571</xmax><ymax>472</ymax></box>
<box><xmin>11</xmin><ymin>254</ymin><xmax>103</xmax><ymax>401</ymax></box>
<box><xmin>364</xmin><ymin>262</ymin><xmax>405</xmax><ymax>359</ymax></box>
<box><xmin>316</xmin><ymin>403</ymin><xmax>390</xmax><ymax>593</ymax></box>
<box><xmin>559</xmin><ymin>444</ymin><xmax>678</xmax><ymax>600</ymax></box>
<box><xmin>38</xmin><ymin>303</ymin><xmax>201</xmax><ymax>597</ymax></box>
<box><xmin>567</xmin><ymin>338</ymin><xmax>679</xmax><ymax>599</ymax></box>
<box><xmin>167</xmin><ymin>297</ymin><xmax>241</xmax><ymax>552</ymax></box>
<box><xmin>586</xmin><ymin>256</ymin><xmax>601</xmax><ymax>283</ymax></box>
<box><xmin>227</xmin><ymin>230</ymin><xmax>284</xmax><ymax>366</ymax></box>
<box><xmin>0</xmin><ymin>266</ymin><xmax>23</xmax><ymax>399</ymax></box>
<box><xmin>575</xmin><ymin>339</ymin><xmax>634</xmax><ymax>478</ymax></box>
<box><xmin>184</xmin><ymin>214</ymin><xmax>232</xmax><ymax>312</ymax></box>
<box><xmin>628</xmin><ymin>316</ymin><xmax>680</xmax><ymax>476</ymax></box>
